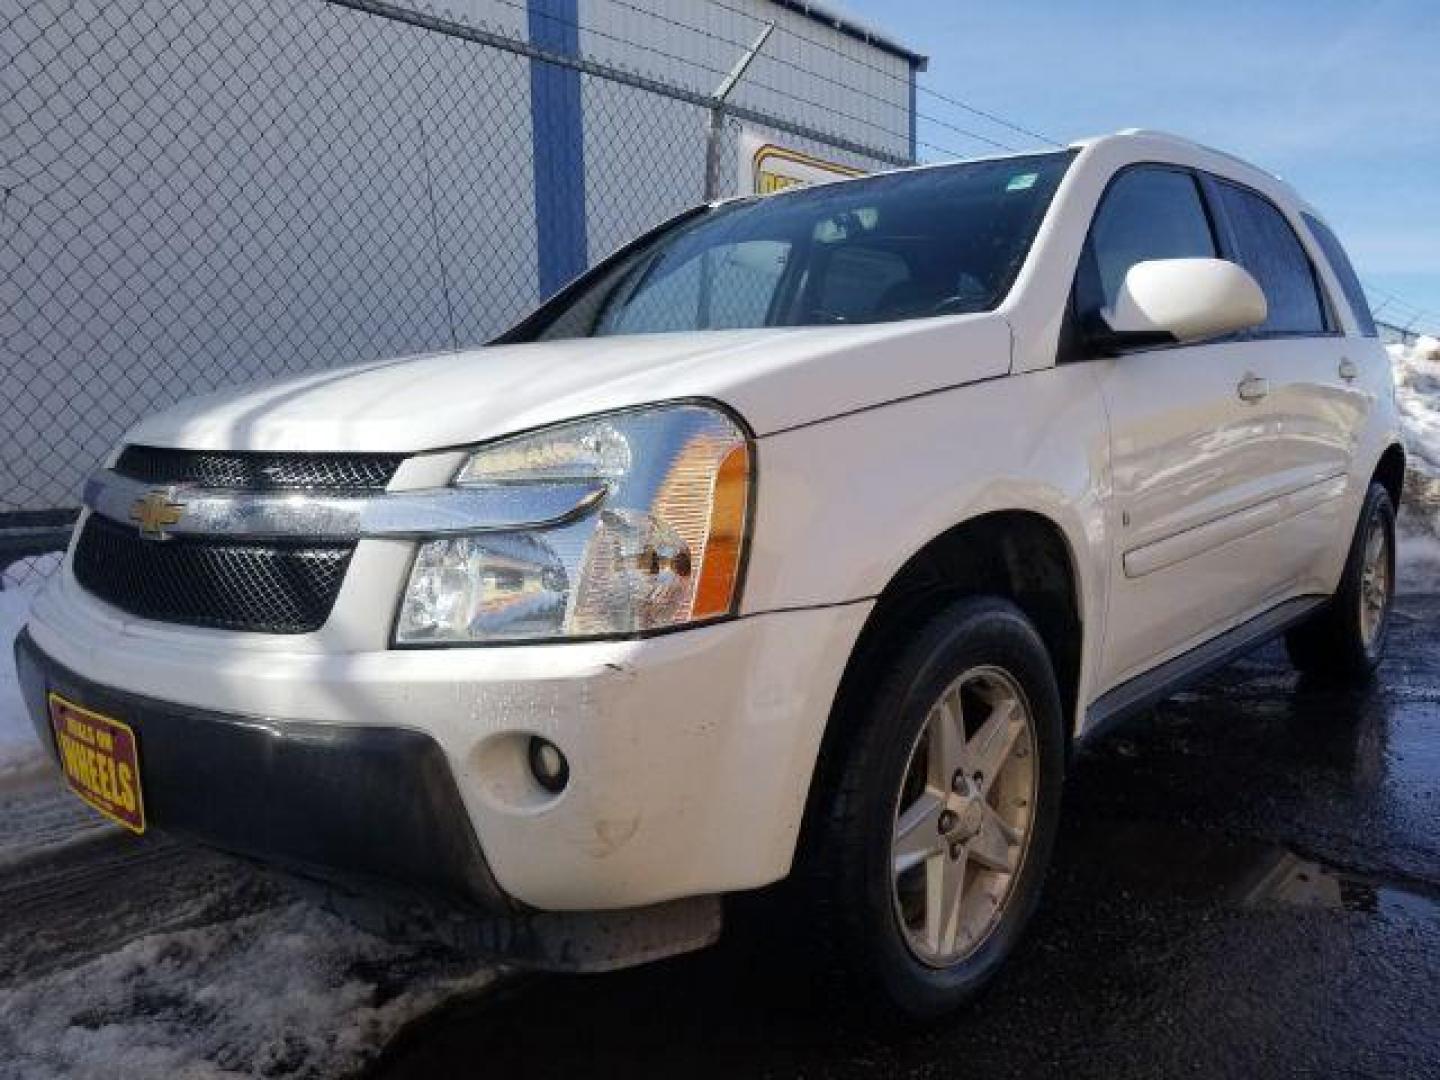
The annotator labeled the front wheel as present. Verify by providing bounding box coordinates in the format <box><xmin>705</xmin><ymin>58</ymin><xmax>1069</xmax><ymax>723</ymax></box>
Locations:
<box><xmin>1285</xmin><ymin>482</ymin><xmax>1396</xmax><ymax>681</ymax></box>
<box><xmin>798</xmin><ymin>597</ymin><xmax>1066</xmax><ymax>1021</ymax></box>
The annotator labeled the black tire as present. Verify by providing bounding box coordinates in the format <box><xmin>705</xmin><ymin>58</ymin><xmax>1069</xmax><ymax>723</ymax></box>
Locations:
<box><xmin>797</xmin><ymin>596</ymin><xmax>1066</xmax><ymax>1022</ymax></box>
<box><xmin>1285</xmin><ymin>482</ymin><xmax>1396</xmax><ymax>681</ymax></box>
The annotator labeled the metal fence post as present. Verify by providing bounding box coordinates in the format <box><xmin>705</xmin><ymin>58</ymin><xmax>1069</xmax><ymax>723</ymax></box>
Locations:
<box><xmin>704</xmin><ymin>22</ymin><xmax>774</xmax><ymax>202</ymax></box>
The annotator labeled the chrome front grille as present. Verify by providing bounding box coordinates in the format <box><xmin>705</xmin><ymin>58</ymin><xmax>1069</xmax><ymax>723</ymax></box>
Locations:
<box><xmin>113</xmin><ymin>446</ymin><xmax>404</xmax><ymax>491</ymax></box>
<box><xmin>72</xmin><ymin>446</ymin><xmax>404</xmax><ymax>632</ymax></box>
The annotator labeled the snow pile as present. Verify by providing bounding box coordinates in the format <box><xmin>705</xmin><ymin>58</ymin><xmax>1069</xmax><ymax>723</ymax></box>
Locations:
<box><xmin>0</xmin><ymin>548</ymin><xmax>507</xmax><ymax>1076</ymax></box>
<box><xmin>1390</xmin><ymin>337</ymin><xmax>1440</xmax><ymax>593</ymax></box>
<box><xmin>0</xmin><ymin>899</ymin><xmax>501</xmax><ymax>1079</ymax></box>
<box><xmin>1391</xmin><ymin>336</ymin><xmax>1440</xmax><ymax>474</ymax></box>
<box><xmin>0</xmin><ymin>557</ymin><xmax>57</xmax><ymax>784</ymax></box>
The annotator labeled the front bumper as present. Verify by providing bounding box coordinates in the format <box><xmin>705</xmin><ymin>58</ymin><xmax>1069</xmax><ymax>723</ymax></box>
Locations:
<box><xmin>21</xmin><ymin>571</ymin><xmax>871</xmax><ymax>911</ymax></box>
<box><xmin>15</xmin><ymin>629</ymin><xmax>508</xmax><ymax>909</ymax></box>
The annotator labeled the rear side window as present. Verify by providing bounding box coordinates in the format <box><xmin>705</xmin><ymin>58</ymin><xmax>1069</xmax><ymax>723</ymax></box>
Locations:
<box><xmin>1081</xmin><ymin>167</ymin><xmax>1216</xmax><ymax>315</ymax></box>
<box><xmin>1213</xmin><ymin>183</ymin><xmax>1327</xmax><ymax>335</ymax></box>
<box><xmin>1302</xmin><ymin>214</ymin><xmax>1378</xmax><ymax>337</ymax></box>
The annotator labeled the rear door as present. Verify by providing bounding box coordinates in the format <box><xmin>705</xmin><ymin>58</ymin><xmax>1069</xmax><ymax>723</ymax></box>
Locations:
<box><xmin>1203</xmin><ymin>179</ymin><xmax>1365</xmax><ymax>594</ymax></box>
<box><xmin>1300</xmin><ymin>209</ymin><xmax>1387</xmax><ymax>524</ymax></box>
<box><xmin>1079</xmin><ymin>166</ymin><xmax>1290</xmax><ymax>690</ymax></box>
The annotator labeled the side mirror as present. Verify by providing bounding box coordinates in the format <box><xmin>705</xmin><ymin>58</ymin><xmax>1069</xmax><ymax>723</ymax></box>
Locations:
<box><xmin>1092</xmin><ymin>258</ymin><xmax>1267</xmax><ymax>351</ymax></box>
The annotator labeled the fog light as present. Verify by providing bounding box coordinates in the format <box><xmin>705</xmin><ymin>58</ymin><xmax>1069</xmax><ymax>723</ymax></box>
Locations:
<box><xmin>528</xmin><ymin>736</ymin><xmax>569</xmax><ymax>794</ymax></box>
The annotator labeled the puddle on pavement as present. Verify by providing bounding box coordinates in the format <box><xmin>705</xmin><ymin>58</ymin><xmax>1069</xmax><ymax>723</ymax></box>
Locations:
<box><xmin>1235</xmin><ymin>850</ymin><xmax>1430</xmax><ymax>917</ymax></box>
<box><xmin>1241</xmin><ymin>850</ymin><xmax>1440</xmax><ymax>919</ymax></box>
<box><xmin>1073</xmin><ymin>819</ymin><xmax>1438</xmax><ymax>918</ymax></box>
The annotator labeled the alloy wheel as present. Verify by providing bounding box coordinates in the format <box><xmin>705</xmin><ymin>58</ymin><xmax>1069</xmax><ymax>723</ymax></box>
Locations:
<box><xmin>1359</xmin><ymin>509</ymin><xmax>1392</xmax><ymax>649</ymax></box>
<box><xmin>890</xmin><ymin>665</ymin><xmax>1039</xmax><ymax>967</ymax></box>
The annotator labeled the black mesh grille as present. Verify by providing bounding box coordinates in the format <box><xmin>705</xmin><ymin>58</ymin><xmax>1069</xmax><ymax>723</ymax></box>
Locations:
<box><xmin>114</xmin><ymin>446</ymin><xmax>404</xmax><ymax>491</ymax></box>
<box><xmin>73</xmin><ymin>514</ymin><xmax>352</xmax><ymax>634</ymax></box>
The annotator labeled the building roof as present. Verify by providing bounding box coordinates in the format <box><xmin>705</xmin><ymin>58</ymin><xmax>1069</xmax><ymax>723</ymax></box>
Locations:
<box><xmin>766</xmin><ymin>0</ymin><xmax>928</xmax><ymax>69</ymax></box>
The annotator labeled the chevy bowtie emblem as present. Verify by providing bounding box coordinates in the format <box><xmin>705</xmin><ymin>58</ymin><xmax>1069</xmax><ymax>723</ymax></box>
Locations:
<box><xmin>130</xmin><ymin>490</ymin><xmax>184</xmax><ymax>540</ymax></box>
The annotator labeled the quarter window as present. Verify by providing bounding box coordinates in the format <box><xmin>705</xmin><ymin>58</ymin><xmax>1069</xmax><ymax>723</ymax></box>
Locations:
<box><xmin>1083</xmin><ymin>167</ymin><xmax>1217</xmax><ymax>315</ymax></box>
<box><xmin>1302</xmin><ymin>214</ymin><xmax>1378</xmax><ymax>337</ymax></box>
<box><xmin>1213</xmin><ymin>183</ymin><xmax>1327</xmax><ymax>335</ymax></box>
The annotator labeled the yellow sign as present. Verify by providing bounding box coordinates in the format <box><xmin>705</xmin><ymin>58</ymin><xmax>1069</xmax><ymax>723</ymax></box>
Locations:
<box><xmin>130</xmin><ymin>490</ymin><xmax>183</xmax><ymax>540</ymax></box>
<box><xmin>741</xmin><ymin>131</ymin><xmax>866</xmax><ymax>196</ymax></box>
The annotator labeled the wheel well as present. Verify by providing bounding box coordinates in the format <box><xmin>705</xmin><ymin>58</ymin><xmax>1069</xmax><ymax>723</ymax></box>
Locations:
<box><xmin>1374</xmin><ymin>443</ymin><xmax>1406</xmax><ymax>508</ymax></box>
<box><xmin>795</xmin><ymin>512</ymin><xmax>1083</xmax><ymax>867</ymax></box>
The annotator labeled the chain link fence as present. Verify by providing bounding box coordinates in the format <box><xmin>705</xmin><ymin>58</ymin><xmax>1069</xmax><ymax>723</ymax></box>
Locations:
<box><xmin>1377</xmin><ymin>320</ymin><xmax>1437</xmax><ymax>348</ymax></box>
<box><xmin>1</xmin><ymin>0</ymin><xmax>913</xmax><ymax>582</ymax></box>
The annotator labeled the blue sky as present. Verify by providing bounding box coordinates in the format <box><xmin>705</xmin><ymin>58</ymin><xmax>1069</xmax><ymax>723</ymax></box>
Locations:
<box><xmin>844</xmin><ymin>0</ymin><xmax>1440</xmax><ymax>332</ymax></box>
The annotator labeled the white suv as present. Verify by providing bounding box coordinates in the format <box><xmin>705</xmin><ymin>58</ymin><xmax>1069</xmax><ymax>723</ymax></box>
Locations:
<box><xmin>16</xmin><ymin>130</ymin><xmax>1403</xmax><ymax>1018</ymax></box>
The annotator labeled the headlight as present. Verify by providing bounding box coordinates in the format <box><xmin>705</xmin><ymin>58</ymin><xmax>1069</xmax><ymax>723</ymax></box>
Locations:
<box><xmin>395</xmin><ymin>403</ymin><xmax>751</xmax><ymax>644</ymax></box>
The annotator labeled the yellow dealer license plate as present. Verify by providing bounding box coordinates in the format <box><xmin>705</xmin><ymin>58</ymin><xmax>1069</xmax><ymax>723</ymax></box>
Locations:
<box><xmin>48</xmin><ymin>693</ymin><xmax>146</xmax><ymax>834</ymax></box>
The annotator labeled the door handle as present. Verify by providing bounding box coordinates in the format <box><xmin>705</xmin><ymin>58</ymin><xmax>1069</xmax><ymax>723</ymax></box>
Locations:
<box><xmin>1237</xmin><ymin>374</ymin><xmax>1269</xmax><ymax>402</ymax></box>
<box><xmin>1339</xmin><ymin>357</ymin><xmax>1359</xmax><ymax>382</ymax></box>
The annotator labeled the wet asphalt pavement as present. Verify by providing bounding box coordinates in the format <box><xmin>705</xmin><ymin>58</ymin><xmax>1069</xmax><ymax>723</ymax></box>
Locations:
<box><xmin>373</xmin><ymin>596</ymin><xmax>1440</xmax><ymax>1080</ymax></box>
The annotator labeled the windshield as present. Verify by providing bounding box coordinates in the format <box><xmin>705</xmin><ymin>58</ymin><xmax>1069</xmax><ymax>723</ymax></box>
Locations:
<box><xmin>505</xmin><ymin>151</ymin><xmax>1074</xmax><ymax>342</ymax></box>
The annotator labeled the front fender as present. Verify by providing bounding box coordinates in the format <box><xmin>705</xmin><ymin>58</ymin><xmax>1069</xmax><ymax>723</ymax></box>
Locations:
<box><xmin>742</xmin><ymin>364</ymin><xmax>1112</xmax><ymax>707</ymax></box>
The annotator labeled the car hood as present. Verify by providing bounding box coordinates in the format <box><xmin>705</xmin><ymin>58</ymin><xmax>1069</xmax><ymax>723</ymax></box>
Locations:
<box><xmin>124</xmin><ymin>315</ymin><xmax>1013</xmax><ymax>453</ymax></box>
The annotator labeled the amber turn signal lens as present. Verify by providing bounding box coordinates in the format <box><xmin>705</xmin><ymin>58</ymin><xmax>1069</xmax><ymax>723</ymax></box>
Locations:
<box><xmin>692</xmin><ymin>442</ymin><xmax>750</xmax><ymax>619</ymax></box>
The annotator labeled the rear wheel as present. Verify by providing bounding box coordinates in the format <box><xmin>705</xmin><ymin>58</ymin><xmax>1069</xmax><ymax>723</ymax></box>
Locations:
<box><xmin>799</xmin><ymin>597</ymin><xmax>1065</xmax><ymax>1021</ymax></box>
<box><xmin>1285</xmin><ymin>482</ymin><xmax>1396</xmax><ymax>681</ymax></box>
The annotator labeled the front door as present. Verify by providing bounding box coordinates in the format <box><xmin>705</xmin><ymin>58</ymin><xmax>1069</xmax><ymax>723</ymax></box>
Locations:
<box><xmin>1078</xmin><ymin>165</ymin><xmax>1292</xmax><ymax>691</ymax></box>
